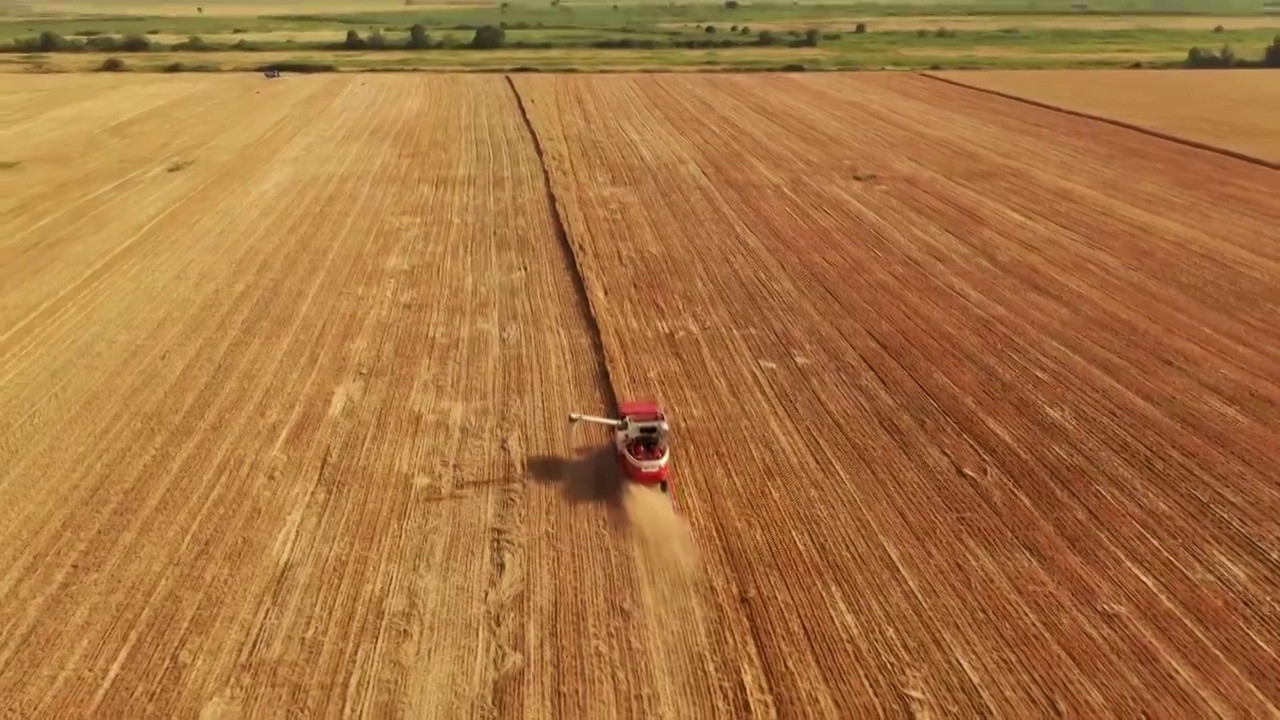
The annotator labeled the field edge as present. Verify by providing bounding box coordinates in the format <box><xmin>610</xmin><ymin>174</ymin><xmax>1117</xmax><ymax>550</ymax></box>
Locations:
<box><xmin>919</xmin><ymin>70</ymin><xmax>1280</xmax><ymax>170</ymax></box>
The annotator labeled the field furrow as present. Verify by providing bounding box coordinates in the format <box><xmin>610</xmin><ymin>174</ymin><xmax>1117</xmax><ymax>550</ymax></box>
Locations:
<box><xmin>513</xmin><ymin>73</ymin><xmax>1280</xmax><ymax>717</ymax></box>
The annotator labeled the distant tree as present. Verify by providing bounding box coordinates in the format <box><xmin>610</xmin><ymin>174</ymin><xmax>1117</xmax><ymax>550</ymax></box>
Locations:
<box><xmin>1218</xmin><ymin>42</ymin><xmax>1235</xmax><ymax>66</ymax></box>
<box><xmin>854</xmin><ymin>22</ymin><xmax>867</xmax><ymax>33</ymax></box>
<box><xmin>343</xmin><ymin>29</ymin><xmax>365</xmax><ymax>49</ymax></box>
<box><xmin>98</xmin><ymin>57</ymin><xmax>126</xmax><ymax>71</ymax></box>
<box><xmin>724</xmin><ymin>0</ymin><xmax>738</xmax><ymax>7</ymax></box>
<box><xmin>85</xmin><ymin>34</ymin><xmax>118</xmax><ymax>50</ymax></box>
<box><xmin>196</xmin><ymin>6</ymin><xmax>203</xmax><ymax>12</ymax></box>
<box><xmin>551</xmin><ymin>0</ymin><xmax>560</xmax><ymax>5</ymax></box>
<box><xmin>119</xmin><ymin>33</ymin><xmax>151</xmax><ymax>51</ymax></box>
<box><xmin>174</xmin><ymin>34</ymin><xmax>207</xmax><ymax>50</ymax></box>
<box><xmin>408</xmin><ymin>22</ymin><xmax>430</xmax><ymax>48</ymax></box>
<box><xmin>705</xmin><ymin>24</ymin><xmax>716</xmax><ymax>33</ymax></box>
<box><xmin>739</xmin><ymin>25</ymin><xmax>750</xmax><ymax>34</ymax></box>
<box><xmin>36</xmin><ymin>31</ymin><xmax>68</xmax><ymax>51</ymax></box>
<box><xmin>1185</xmin><ymin>45</ymin><xmax>1229</xmax><ymax>67</ymax></box>
<box><xmin>756</xmin><ymin>29</ymin><xmax>778</xmax><ymax>45</ymax></box>
<box><xmin>802</xmin><ymin>27</ymin><xmax>819</xmax><ymax>45</ymax></box>
<box><xmin>500</xmin><ymin>1</ymin><xmax>509</xmax><ymax>10</ymax></box>
<box><xmin>367</xmin><ymin>29</ymin><xmax>387</xmax><ymax>48</ymax></box>
<box><xmin>470</xmin><ymin>24</ymin><xmax>506</xmax><ymax>48</ymax></box>
<box><xmin>1213</xmin><ymin>24</ymin><xmax>1225</xmax><ymax>33</ymax></box>
<box><xmin>1267</xmin><ymin>34</ymin><xmax>1280</xmax><ymax>67</ymax></box>
<box><xmin>730</xmin><ymin>24</ymin><xmax>738</xmax><ymax>31</ymax></box>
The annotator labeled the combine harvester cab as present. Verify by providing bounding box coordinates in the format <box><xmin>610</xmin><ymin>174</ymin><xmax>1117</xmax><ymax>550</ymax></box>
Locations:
<box><xmin>616</xmin><ymin>400</ymin><xmax>671</xmax><ymax>494</ymax></box>
<box><xmin>569</xmin><ymin>399</ymin><xmax>673</xmax><ymax>496</ymax></box>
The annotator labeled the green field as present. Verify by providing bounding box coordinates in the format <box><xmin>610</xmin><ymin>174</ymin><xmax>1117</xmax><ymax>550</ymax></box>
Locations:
<box><xmin>2</xmin><ymin>0</ymin><xmax>1278</xmax><ymax>71</ymax></box>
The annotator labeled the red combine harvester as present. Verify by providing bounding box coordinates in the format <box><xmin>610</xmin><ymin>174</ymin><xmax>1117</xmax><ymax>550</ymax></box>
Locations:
<box><xmin>569</xmin><ymin>400</ymin><xmax>672</xmax><ymax>495</ymax></box>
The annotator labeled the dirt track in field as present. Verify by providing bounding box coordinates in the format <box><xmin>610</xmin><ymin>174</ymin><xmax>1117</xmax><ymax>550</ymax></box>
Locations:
<box><xmin>3</xmin><ymin>72</ymin><xmax>1280</xmax><ymax>718</ymax></box>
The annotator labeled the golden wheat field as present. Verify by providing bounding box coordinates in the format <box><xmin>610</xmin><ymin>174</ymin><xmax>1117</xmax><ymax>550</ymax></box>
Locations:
<box><xmin>1</xmin><ymin>72</ymin><xmax>1278</xmax><ymax>719</ymax></box>
<box><xmin>936</xmin><ymin>69</ymin><xmax>1280</xmax><ymax>163</ymax></box>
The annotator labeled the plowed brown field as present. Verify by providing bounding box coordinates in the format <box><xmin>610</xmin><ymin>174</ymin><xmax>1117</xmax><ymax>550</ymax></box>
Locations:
<box><xmin>3</xmin><ymin>72</ymin><xmax>1279</xmax><ymax>718</ymax></box>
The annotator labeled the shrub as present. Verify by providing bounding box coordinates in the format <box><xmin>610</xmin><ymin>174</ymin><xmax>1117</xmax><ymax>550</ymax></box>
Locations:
<box><xmin>756</xmin><ymin>29</ymin><xmax>778</xmax><ymax>46</ymax></box>
<box><xmin>233</xmin><ymin>38</ymin><xmax>260</xmax><ymax>50</ymax></box>
<box><xmin>259</xmin><ymin>61</ymin><xmax>335</xmax><ymax>73</ymax></box>
<box><xmin>593</xmin><ymin>37</ymin><xmax>657</xmax><ymax>48</ymax></box>
<box><xmin>705</xmin><ymin>25</ymin><xmax>716</xmax><ymax>33</ymax></box>
<box><xmin>1213</xmin><ymin>24</ymin><xmax>1225</xmax><ymax>33</ymax></box>
<box><xmin>408</xmin><ymin>22</ymin><xmax>430</xmax><ymax>48</ymax></box>
<box><xmin>780</xmin><ymin>63</ymin><xmax>805</xmax><ymax>71</ymax></box>
<box><xmin>823</xmin><ymin>32</ymin><xmax>841</xmax><ymax>40</ymax></box>
<box><xmin>119</xmin><ymin>34</ymin><xmax>151</xmax><ymax>51</ymax></box>
<box><xmin>1186</xmin><ymin>45</ymin><xmax>1212</xmax><ymax>66</ymax></box>
<box><xmin>730</xmin><ymin>24</ymin><xmax>738</xmax><ymax>31</ymax></box>
<box><xmin>934</xmin><ymin>27</ymin><xmax>956</xmax><ymax>38</ymax></box>
<box><xmin>470</xmin><ymin>24</ymin><xmax>505</xmax><ymax>49</ymax></box>
<box><xmin>1186</xmin><ymin>44</ymin><xmax>1239</xmax><ymax>68</ymax></box>
<box><xmin>37</xmin><ymin>31</ymin><xmax>69</xmax><ymax>52</ymax></box>
<box><xmin>1266</xmin><ymin>35</ymin><xmax>1280</xmax><ymax>67</ymax></box>
<box><xmin>84</xmin><ymin>35</ymin><xmax>118</xmax><ymax>50</ymax></box>
<box><xmin>98</xmin><ymin>57</ymin><xmax>126</xmax><ymax>71</ymax></box>
<box><xmin>724</xmin><ymin>0</ymin><xmax>738</xmax><ymax>7</ymax></box>
<box><xmin>366</xmin><ymin>29</ymin><xmax>387</xmax><ymax>48</ymax></box>
<box><xmin>343</xmin><ymin>29</ymin><xmax>365</xmax><ymax>49</ymax></box>
<box><xmin>798</xmin><ymin>28</ymin><xmax>819</xmax><ymax>46</ymax></box>
<box><xmin>916</xmin><ymin>28</ymin><xmax>929</xmax><ymax>37</ymax></box>
<box><xmin>740</xmin><ymin>25</ymin><xmax>750</xmax><ymax>35</ymax></box>
<box><xmin>854</xmin><ymin>22</ymin><xmax>866</xmax><ymax>34</ymax></box>
<box><xmin>173</xmin><ymin>34</ymin><xmax>207</xmax><ymax>51</ymax></box>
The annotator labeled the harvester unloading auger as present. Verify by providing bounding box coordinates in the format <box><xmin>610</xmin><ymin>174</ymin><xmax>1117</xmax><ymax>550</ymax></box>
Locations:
<box><xmin>568</xmin><ymin>400</ymin><xmax>672</xmax><ymax>495</ymax></box>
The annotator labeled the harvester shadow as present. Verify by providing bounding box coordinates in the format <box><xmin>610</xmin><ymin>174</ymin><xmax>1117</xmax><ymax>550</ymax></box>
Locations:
<box><xmin>527</xmin><ymin>445</ymin><xmax>628</xmax><ymax>527</ymax></box>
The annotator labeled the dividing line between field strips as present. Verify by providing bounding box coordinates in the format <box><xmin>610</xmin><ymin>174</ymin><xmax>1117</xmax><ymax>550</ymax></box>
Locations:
<box><xmin>504</xmin><ymin>75</ymin><xmax>621</xmax><ymax>416</ymax></box>
<box><xmin>918</xmin><ymin>72</ymin><xmax>1279</xmax><ymax>172</ymax></box>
